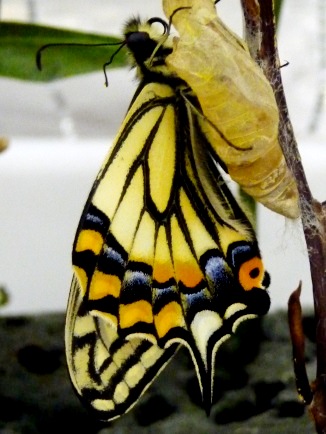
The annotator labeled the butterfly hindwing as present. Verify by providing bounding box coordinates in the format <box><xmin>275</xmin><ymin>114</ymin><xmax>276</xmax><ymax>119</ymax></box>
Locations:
<box><xmin>65</xmin><ymin>276</ymin><xmax>178</xmax><ymax>420</ymax></box>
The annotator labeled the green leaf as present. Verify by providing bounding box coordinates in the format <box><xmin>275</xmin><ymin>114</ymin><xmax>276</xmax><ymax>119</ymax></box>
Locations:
<box><xmin>0</xmin><ymin>22</ymin><xmax>128</xmax><ymax>82</ymax></box>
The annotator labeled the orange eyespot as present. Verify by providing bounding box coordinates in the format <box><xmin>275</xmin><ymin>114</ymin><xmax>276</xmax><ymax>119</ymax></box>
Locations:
<box><xmin>238</xmin><ymin>257</ymin><xmax>264</xmax><ymax>291</ymax></box>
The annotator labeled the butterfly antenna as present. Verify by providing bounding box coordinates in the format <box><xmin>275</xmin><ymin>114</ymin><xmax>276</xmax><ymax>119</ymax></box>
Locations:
<box><xmin>168</xmin><ymin>6</ymin><xmax>191</xmax><ymax>30</ymax></box>
<box><xmin>147</xmin><ymin>5</ymin><xmax>191</xmax><ymax>66</ymax></box>
<box><xmin>36</xmin><ymin>41</ymin><xmax>124</xmax><ymax>72</ymax></box>
<box><xmin>103</xmin><ymin>41</ymin><xmax>126</xmax><ymax>87</ymax></box>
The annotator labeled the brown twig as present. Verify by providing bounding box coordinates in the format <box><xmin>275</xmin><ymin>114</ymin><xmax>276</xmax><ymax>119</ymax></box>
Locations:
<box><xmin>240</xmin><ymin>0</ymin><xmax>326</xmax><ymax>432</ymax></box>
<box><xmin>288</xmin><ymin>283</ymin><xmax>313</xmax><ymax>405</ymax></box>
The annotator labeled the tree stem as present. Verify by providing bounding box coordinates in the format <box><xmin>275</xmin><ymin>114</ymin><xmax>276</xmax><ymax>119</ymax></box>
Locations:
<box><xmin>240</xmin><ymin>0</ymin><xmax>326</xmax><ymax>432</ymax></box>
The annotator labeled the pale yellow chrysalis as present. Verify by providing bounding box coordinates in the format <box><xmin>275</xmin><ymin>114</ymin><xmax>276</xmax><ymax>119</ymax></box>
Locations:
<box><xmin>163</xmin><ymin>0</ymin><xmax>299</xmax><ymax>218</ymax></box>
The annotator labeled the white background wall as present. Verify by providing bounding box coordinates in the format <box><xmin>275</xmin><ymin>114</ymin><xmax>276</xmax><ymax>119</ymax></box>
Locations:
<box><xmin>0</xmin><ymin>0</ymin><xmax>325</xmax><ymax>314</ymax></box>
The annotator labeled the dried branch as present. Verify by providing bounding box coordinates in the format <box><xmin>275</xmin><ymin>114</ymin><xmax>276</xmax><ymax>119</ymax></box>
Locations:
<box><xmin>240</xmin><ymin>0</ymin><xmax>326</xmax><ymax>432</ymax></box>
<box><xmin>288</xmin><ymin>283</ymin><xmax>313</xmax><ymax>405</ymax></box>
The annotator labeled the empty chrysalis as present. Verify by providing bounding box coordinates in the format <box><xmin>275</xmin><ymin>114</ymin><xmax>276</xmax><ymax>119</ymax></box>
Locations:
<box><xmin>164</xmin><ymin>0</ymin><xmax>299</xmax><ymax>219</ymax></box>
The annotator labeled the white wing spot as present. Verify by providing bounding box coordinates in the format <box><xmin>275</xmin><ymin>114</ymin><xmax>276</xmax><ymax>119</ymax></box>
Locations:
<box><xmin>113</xmin><ymin>381</ymin><xmax>130</xmax><ymax>405</ymax></box>
<box><xmin>92</xmin><ymin>398</ymin><xmax>115</xmax><ymax>412</ymax></box>
<box><xmin>224</xmin><ymin>303</ymin><xmax>247</xmax><ymax>320</ymax></box>
<box><xmin>191</xmin><ymin>310</ymin><xmax>223</xmax><ymax>367</ymax></box>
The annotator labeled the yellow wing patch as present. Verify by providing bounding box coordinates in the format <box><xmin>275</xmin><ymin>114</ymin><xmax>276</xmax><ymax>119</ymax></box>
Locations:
<box><xmin>75</xmin><ymin>229</ymin><xmax>104</xmax><ymax>255</ymax></box>
<box><xmin>154</xmin><ymin>301</ymin><xmax>185</xmax><ymax>339</ymax></box>
<box><xmin>171</xmin><ymin>214</ymin><xmax>204</xmax><ymax>289</ymax></box>
<box><xmin>89</xmin><ymin>270</ymin><xmax>121</xmax><ymax>300</ymax></box>
<box><xmin>148</xmin><ymin>106</ymin><xmax>176</xmax><ymax>213</ymax></box>
<box><xmin>153</xmin><ymin>226</ymin><xmax>175</xmax><ymax>284</ymax></box>
<box><xmin>119</xmin><ymin>300</ymin><xmax>154</xmax><ymax>329</ymax></box>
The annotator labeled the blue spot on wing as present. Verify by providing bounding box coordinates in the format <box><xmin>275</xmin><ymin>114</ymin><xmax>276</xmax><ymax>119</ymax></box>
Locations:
<box><xmin>205</xmin><ymin>255</ymin><xmax>231</xmax><ymax>287</ymax></box>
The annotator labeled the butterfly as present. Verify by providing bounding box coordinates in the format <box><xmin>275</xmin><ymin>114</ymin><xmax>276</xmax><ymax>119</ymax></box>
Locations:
<box><xmin>65</xmin><ymin>16</ymin><xmax>270</xmax><ymax>421</ymax></box>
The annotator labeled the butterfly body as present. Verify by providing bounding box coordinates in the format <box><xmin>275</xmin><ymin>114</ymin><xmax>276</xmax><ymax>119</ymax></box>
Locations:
<box><xmin>65</xmin><ymin>17</ymin><xmax>270</xmax><ymax>421</ymax></box>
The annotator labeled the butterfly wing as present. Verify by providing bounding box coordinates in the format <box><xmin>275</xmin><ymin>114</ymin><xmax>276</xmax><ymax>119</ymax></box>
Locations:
<box><xmin>65</xmin><ymin>276</ymin><xmax>178</xmax><ymax>420</ymax></box>
<box><xmin>66</xmin><ymin>81</ymin><xmax>182</xmax><ymax>420</ymax></box>
<box><xmin>65</xmin><ymin>80</ymin><xmax>270</xmax><ymax>421</ymax></box>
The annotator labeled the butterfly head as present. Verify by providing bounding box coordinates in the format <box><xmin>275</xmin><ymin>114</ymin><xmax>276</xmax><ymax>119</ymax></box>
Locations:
<box><xmin>123</xmin><ymin>17</ymin><xmax>177</xmax><ymax>81</ymax></box>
